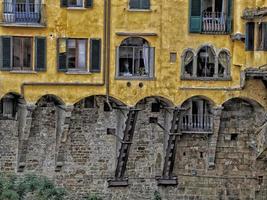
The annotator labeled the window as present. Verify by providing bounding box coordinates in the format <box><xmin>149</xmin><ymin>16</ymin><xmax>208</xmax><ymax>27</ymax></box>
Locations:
<box><xmin>0</xmin><ymin>36</ymin><xmax>46</xmax><ymax>71</ymax></box>
<box><xmin>60</xmin><ymin>0</ymin><xmax>93</xmax><ymax>8</ymax></box>
<box><xmin>117</xmin><ymin>37</ymin><xmax>154</xmax><ymax>79</ymax></box>
<box><xmin>13</xmin><ymin>37</ymin><xmax>32</xmax><ymax>70</ymax></box>
<box><xmin>245</xmin><ymin>22</ymin><xmax>255</xmax><ymax>51</ymax></box>
<box><xmin>181</xmin><ymin>46</ymin><xmax>230</xmax><ymax>79</ymax></box>
<box><xmin>57</xmin><ymin>38</ymin><xmax>101</xmax><ymax>72</ymax></box>
<box><xmin>181</xmin><ymin>97</ymin><xmax>213</xmax><ymax>133</ymax></box>
<box><xmin>129</xmin><ymin>0</ymin><xmax>150</xmax><ymax>10</ymax></box>
<box><xmin>0</xmin><ymin>94</ymin><xmax>19</xmax><ymax>119</ymax></box>
<box><xmin>189</xmin><ymin>0</ymin><xmax>232</xmax><ymax>33</ymax></box>
<box><xmin>257</xmin><ymin>22</ymin><xmax>267</xmax><ymax>51</ymax></box>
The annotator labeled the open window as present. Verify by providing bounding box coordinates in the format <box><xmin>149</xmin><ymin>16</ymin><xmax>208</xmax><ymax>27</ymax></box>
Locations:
<box><xmin>218</xmin><ymin>50</ymin><xmax>230</xmax><ymax>77</ymax></box>
<box><xmin>197</xmin><ymin>46</ymin><xmax>215</xmax><ymax>77</ymax></box>
<box><xmin>60</xmin><ymin>0</ymin><xmax>93</xmax><ymax>8</ymax></box>
<box><xmin>117</xmin><ymin>37</ymin><xmax>154</xmax><ymax>79</ymax></box>
<box><xmin>182</xmin><ymin>50</ymin><xmax>194</xmax><ymax>78</ymax></box>
<box><xmin>189</xmin><ymin>0</ymin><xmax>232</xmax><ymax>33</ymax></box>
<box><xmin>181</xmin><ymin>97</ymin><xmax>213</xmax><ymax>133</ymax></box>
<box><xmin>0</xmin><ymin>94</ymin><xmax>21</xmax><ymax>119</ymax></box>
<box><xmin>257</xmin><ymin>22</ymin><xmax>267</xmax><ymax>51</ymax></box>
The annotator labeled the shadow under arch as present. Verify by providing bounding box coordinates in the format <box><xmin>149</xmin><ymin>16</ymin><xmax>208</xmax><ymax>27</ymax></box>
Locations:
<box><xmin>135</xmin><ymin>96</ymin><xmax>174</xmax><ymax>108</ymax></box>
<box><xmin>35</xmin><ymin>94</ymin><xmax>65</xmax><ymax>107</ymax></box>
<box><xmin>180</xmin><ymin>95</ymin><xmax>216</xmax><ymax>108</ymax></box>
<box><xmin>222</xmin><ymin>97</ymin><xmax>265</xmax><ymax>112</ymax></box>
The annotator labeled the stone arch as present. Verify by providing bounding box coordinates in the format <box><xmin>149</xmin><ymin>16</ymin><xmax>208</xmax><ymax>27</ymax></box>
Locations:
<box><xmin>35</xmin><ymin>94</ymin><xmax>65</xmax><ymax>107</ymax></box>
<box><xmin>196</xmin><ymin>43</ymin><xmax>217</xmax><ymax>56</ymax></box>
<box><xmin>135</xmin><ymin>95</ymin><xmax>174</xmax><ymax>109</ymax></box>
<box><xmin>181</xmin><ymin>48</ymin><xmax>196</xmax><ymax>78</ymax></box>
<box><xmin>217</xmin><ymin>48</ymin><xmax>231</xmax><ymax>77</ymax></box>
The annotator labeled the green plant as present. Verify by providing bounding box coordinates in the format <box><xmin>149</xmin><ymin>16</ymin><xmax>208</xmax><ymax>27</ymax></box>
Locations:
<box><xmin>85</xmin><ymin>194</ymin><xmax>103</xmax><ymax>200</ymax></box>
<box><xmin>0</xmin><ymin>174</ymin><xmax>66</xmax><ymax>200</ymax></box>
<box><xmin>154</xmin><ymin>191</ymin><xmax>162</xmax><ymax>200</ymax></box>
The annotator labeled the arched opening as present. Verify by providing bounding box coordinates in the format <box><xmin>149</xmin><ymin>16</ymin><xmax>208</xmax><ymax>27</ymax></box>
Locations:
<box><xmin>197</xmin><ymin>46</ymin><xmax>216</xmax><ymax>77</ymax></box>
<box><xmin>35</xmin><ymin>95</ymin><xmax>64</xmax><ymax>107</ymax></box>
<box><xmin>218</xmin><ymin>50</ymin><xmax>230</xmax><ymax>77</ymax></box>
<box><xmin>182</xmin><ymin>50</ymin><xmax>194</xmax><ymax>77</ymax></box>
<box><xmin>117</xmin><ymin>37</ymin><xmax>154</xmax><ymax>78</ymax></box>
<box><xmin>0</xmin><ymin>93</ymin><xmax>24</xmax><ymax>119</ymax></box>
<box><xmin>181</xmin><ymin>96</ymin><xmax>214</xmax><ymax>133</ymax></box>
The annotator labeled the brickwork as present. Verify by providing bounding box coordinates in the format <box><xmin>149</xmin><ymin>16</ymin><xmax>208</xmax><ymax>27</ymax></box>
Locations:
<box><xmin>0</xmin><ymin>96</ymin><xmax>267</xmax><ymax>200</ymax></box>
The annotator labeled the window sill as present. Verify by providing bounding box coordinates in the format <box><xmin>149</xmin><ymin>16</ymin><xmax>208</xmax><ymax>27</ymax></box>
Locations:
<box><xmin>127</xmin><ymin>8</ymin><xmax>152</xmax><ymax>12</ymax></box>
<box><xmin>116</xmin><ymin>76</ymin><xmax>155</xmax><ymax>81</ymax></box>
<box><xmin>65</xmin><ymin>71</ymin><xmax>91</xmax><ymax>75</ymax></box>
<box><xmin>66</xmin><ymin>7</ymin><xmax>87</xmax><ymax>10</ymax></box>
<box><xmin>180</xmin><ymin>76</ymin><xmax>232</xmax><ymax>81</ymax></box>
<box><xmin>10</xmin><ymin>70</ymin><xmax>37</xmax><ymax>74</ymax></box>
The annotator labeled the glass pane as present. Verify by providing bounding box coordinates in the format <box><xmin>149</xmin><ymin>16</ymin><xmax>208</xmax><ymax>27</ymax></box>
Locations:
<box><xmin>23</xmin><ymin>38</ymin><xmax>32</xmax><ymax>68</ymax></box>
<box><xmin>119</xmin><ymin>47</ymin><xmax>133</xmax><ymax>76</ymax></box>
<box><xmin>67</xmin><ymin>39</ymin><xmax>76</xmax><ymax>69</ymax></box>
<box><xmin>77</xmin><ymin>40</ymin><xmax>86</xmax><ymax>69</ymax></box>
<box><xmin>13</xmin><ymin>37</ymin><xmax>21</xmax><ymax>68</ymax></box>
<box><xmin>68</xmin><ymin>0</ymin><xmax>83</xmax><ymax>7</ymax></box>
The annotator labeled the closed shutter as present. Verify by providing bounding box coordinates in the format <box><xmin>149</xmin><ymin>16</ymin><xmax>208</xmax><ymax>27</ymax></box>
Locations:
<box><xmin>263</xmin><ymin>23</ymin><xmax>267</xmax><ymax>51</ymax></box>
<box><xmin>245</xmin><ymin>22</ymin><xmax>255</xmax><ymax>51</ymax></box>
<box><xmin>129</xmin><ymin>0</ymin><xmax>139</xmax><ymax>9</ymax></box>
<box><xmin>142</xmin><ymin>0</ymin><xmax>150</xmax><ymax>9</ymax></box>
<box><xmin>0</xmin><ymin>36</ymin><xmax>12</xmax><ymax>71</ymax></box>
<box><xmin>57</xmin><ymin>38</ymin><xmax>67</xmax><ymax>72</ymax></box>
<box><xmin>90</xmin><ymin>39</ymin><xmax>101</xmax><ymax>72</ymax></box>
<box><xmin>85</xmin><ymin>0</ymin><xmax>93</xmax><ymax>8</ymax></box>
<box><xmin>189</xmin><ymin>0</ymin><xmax>202</xmax><ymax>33</ymax></box>
<box><xmin>60</xmin><ymin>0</ymin><xmax>68</xmax><ymax>7</ymax></box>
<box><xmin>35</xmin><ymin>37</ymin><xmax>46</xmax><ymax>71</ymax></box>
<box><xmin>226</xmin><ymin>0</ymin><xmax>233</xmax><ymax>33</ymax></box>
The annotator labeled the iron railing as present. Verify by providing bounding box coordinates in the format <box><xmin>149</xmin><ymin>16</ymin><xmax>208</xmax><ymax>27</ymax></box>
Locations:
<box><xmin>2</xmin><ymin>2</ymin><xmax>45</xmax><ymax>25</ymax></box>
<box><xmin>181</xmin><ymin>114</ymin><xmax>213</xmax><ymax>132</ymax></box>
<box><xmin>202</xmin><ymin>12</ymin><xmax>226</xmax><ymax>33</ymax></box>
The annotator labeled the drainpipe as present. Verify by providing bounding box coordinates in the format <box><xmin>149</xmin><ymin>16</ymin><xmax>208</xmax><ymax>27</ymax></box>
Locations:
<box><xmin>21</xmin><ymin>0</ymin><xmax>108</xmax><ymax>98</ymax></box>
<box><xmin>105</xmin><ymin>0</ymin><xmax>111</xmax><ymax>107</ymax></box>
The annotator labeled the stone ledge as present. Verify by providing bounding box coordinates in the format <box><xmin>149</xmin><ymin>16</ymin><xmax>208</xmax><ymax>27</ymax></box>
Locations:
<box><xmin>156</xmin><ymin>176</ymin><xmax>178</xmax><ymax>186</ymax></box>
<box><xmin>107</xmin><ymin>179</ymin><xmax>129</xmax><ymax>187</ymax></box>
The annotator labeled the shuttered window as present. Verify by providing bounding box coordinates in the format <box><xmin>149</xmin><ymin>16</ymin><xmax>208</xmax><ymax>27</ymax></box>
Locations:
<box><xmin>245</xmin><ymin>22</ymin><xmax>255</xmax><ymax>51</ymax></box>
<box><xmin>0</xmin><ymin>36</ymin><xmax>12</xmax><ymax>70</ymax></box>
<box><xmin>61</xmin><ymin>0</ymin><xmax>93</xmax><ymax>8</ymax></box>
<box><xmin>189</xmin><ymin>0</ymin><xmax>202</xmax><ymax>33</ymax></box>
<box><xmin>35</xmin><ymin>37</ymin><xmax>46</xmax><ymax>71</ymax></box>
<box><xmin>129</xmin><ymin>0</ymin><xmax>150</xmax><ymax>10</ymax></box>
<box><xmin>90</xmin><ymin>39</ymin><xmax>101</xmax><ymax>72</ymax></box>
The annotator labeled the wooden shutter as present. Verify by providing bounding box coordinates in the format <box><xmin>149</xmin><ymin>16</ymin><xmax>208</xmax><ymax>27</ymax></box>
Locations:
<box><xmin>226</xmin><ymin>0</ymin><xmax>233</xmax><ymax>33</ymax></box>
<box><xmin>57</xmin><ymin>38</ymin><xmax>67</xmax><ymax>72</ymax></box>
<box><xmin>85</xmin><ymin>0</ymin><xmax>93</xmax><ymax>8</ymax></box>
<box><xmin>90</xmin><ymin>39</ymin><xmax>101</xmax><ymax>72</ymax></box>
<box><xmin>142</xmin><ymin>0</ymin><xmax>150</xmax><ymax>9</ymax></box>
<box><xmin>129</xmin><ymin>0</ymin><xmax>139</xmax><ymax>9</ymax></box>
<box><xmin>35</xmin><ymin>37</ymin><xmax>46</xmax><ymax>71</ymax></box>
<box><xmin>245</xmin><ymin>22</ymin><xmax>255</xmax><ymax>51</ymax></box>
<box><xmin>189</xmin><ymin>0</ymin><xmax>202</xmax><ymax>33</ymax></box>
<box><xmin>0</xmin><ymin>36</ymin><xmax>12</xmax><ymax>71</ymax></box>
<box><xmin>263</xmin><ymin>23</ymin><xmax>267</xmax><ymax>51</ymax></box>
<box><xmin>60</xmin><ymin>0</ymin><xmax>68</xmax><ymax>7</ymax></box>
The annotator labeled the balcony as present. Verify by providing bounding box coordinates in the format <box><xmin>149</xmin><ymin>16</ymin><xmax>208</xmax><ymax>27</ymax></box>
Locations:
<box><xmin>181</xmin><ymin>114</ymin><xmax>213</xmax><ymax>134</ymax></box>
<box><xmin>202</xmin><ymin>12</ymin><xmax>226</xmax><ymax>33</ymax></box>
<box><xmin>1</xmin><ymin>2</ymin><xmax>46</xmax><ymax>27</ymax></box>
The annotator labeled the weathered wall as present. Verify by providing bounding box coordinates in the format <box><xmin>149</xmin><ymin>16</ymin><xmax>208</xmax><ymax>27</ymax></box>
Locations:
<box><xmin>1</xmin><ymin>96</ymin><xmax>267</xmax><ymax>200</ymax></box>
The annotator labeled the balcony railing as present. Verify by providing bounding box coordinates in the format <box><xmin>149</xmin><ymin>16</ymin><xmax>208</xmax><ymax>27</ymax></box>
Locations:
<box><xmin>202</xmin><ymin>12</ymin><xmax>226</xmax><ymax>33</ymax></box>
<box><xmin>181</xmin><ymin>114</ymin><xmax>213</xmax><ymax>133</ymax></box>
<box><xmin>2</xmin><ymin>2</ymin><xmax>45</xmax><ymax>26</ymax></box>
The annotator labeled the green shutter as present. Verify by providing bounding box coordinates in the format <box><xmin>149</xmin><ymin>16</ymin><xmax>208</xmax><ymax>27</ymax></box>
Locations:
<box><xmin>35</xmin><ymin>37</ymin><xmax>46</xmax><ymax>71</ymax></box>
<box><xmin>60</xmin><ymin>0</ymin><xmax>68</xmax><ymax>7</ymax></box>
<box><xmin>0</xmin><ymin>36</ymin><xmax>12</xmax><ymax>71</ymax></box>
<box><xmin>129</xmin><ymin>0</ymin><xmax>139</xmax><ymax>9</ymax></box>
<box><xmin>90</xmin><ymin>39</ymin><xmax>101</xmax><ymax>72</ymax></box>
<box><xmin>189</xmin><ymin>0</ymin><xmax>202</xmax><ymax>33</ymax></box>
<box><xmin>263</xmin><ymin>23</ymin><xmax>267</xmax><ymax>51</ymax></box>
<box><xmin>245</xmin><ymin>22</ymin><xmax>255</xmax><ymax>51</ymax></box>
<box><xmin>57</xmin><ymin>38</ymin><xmax>67</xmax><ymax>72</ymax></box>
<box><xmin>226</xmin><ymin>0</ymin><xmax>233</xmax><ymax>33</ymax></box>
<box><xmin>85</xmin><ymin>0</ymin><xmax>93</xmax><ymax>8</ymax></box>
<box><xmin>142</xmin><ymin>0</ymin><xmax>150</xmax><ymax>9</ymax></box>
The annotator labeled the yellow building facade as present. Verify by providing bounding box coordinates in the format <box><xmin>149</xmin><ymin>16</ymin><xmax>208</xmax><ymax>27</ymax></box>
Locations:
<box><xmin>0</xmin><ymin>0</ymin><xmax>265</xmax><ymax>108</ymax></box>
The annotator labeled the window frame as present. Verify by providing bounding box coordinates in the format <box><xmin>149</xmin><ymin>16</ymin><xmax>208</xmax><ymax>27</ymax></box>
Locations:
<box><xmin>256</xmin><ymin>22</ymin><xmax>267</xmax><ymax>51</ymax></box>
<box><xmin>128</xmin><ymin>0</ymin><xmax>151</xmax><ymax>11</ymax></box>
<box><xmin>67</xmin><ymin>0</ymin><xmax>84</xmax><ymax>7</ymax></box>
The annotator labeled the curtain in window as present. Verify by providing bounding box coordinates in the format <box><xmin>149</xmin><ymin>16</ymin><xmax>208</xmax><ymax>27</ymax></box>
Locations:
<box><xmin>4</xmin><ymin>0</ymin><xmax>13</xmax><ymax>13</ymax></box>
<box><xmin>184</xmin><ymin>51</ymin><xmax>194</xmax><ymax>66</ymax></box>
<box><xmin>78</xmin><ymin>40</ymin><xmax>86</xmax><ymax>68</ymax></box>
<box><xmin>143</xmin><ymin>43</ymin><xmax>149</xmax><ymax>74</ymax></box>
<box><xmin>218</xmin><ymin>51</ymin><xmax>229</xmax><ymax>69</ymax></box>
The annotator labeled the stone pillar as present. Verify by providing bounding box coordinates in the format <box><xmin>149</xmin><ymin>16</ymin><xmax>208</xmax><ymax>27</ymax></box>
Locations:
<box><xmin>17</xmin><ymin>104</ymin><xmax>36</xmax><ymax>172</ymax></box>
<box><xmin>193</xmin><ymin>55</ymin><xmax>198</xmax><ymax>77</ymax></box>
<box><xmin>207</xmin><ymin>106</ymin><xmax>223</xmax><ymax>169</ymax></box>
<box><xmin>214</xmin><ymin>57</ymin><xmax>219</xmax><ymax>78</ymax></box>
<box><xmin>55</xmin><ymin>105</ymin><xmax>73</xmax><ymax>171</ymax></box>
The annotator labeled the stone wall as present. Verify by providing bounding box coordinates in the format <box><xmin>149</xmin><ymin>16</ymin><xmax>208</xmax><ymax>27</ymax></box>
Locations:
<box><xmin>0</xmin><ymin>96</ymin><xmax>267</xmax><ymax>200</ymax></box>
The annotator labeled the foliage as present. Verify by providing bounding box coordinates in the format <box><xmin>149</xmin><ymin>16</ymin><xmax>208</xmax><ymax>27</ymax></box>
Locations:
<box><xmin>0</xmin><ymin>174</ymin><xmax>66</xmax><ymax>200</ymax></box>
<box><xmin>154</xmin><ymin>191</ymin><xmax>162</xmax><ymax>200</ymax></box>
<box><xmin>85</xmin><ymin>194</ymin><xmax>103</xmax><ymax>200</ymax></box>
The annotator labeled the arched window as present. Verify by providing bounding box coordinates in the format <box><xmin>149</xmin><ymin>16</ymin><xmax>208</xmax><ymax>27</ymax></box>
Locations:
<box><xmin>129</xmin><ymin>0</ymin><xmax>150</xmax><ymax>10</ymax></box>
<box><xmin>117</xmin><ymin>37</ymin><xmax>154</xmax><ymax>78</ymax></box>
<box><xmin>218</xmin><ymin>50</ymin><xmax>230</xmax><ymax>77</ymax></box>
<box><xmin>197</xmin><ymin>46</ymin><xmax>215</xmax><ymax>77</ymax></box>
<box><xmin>182</xmin><ymin>50</ymin><xmax>194</xmax><ymax>77</ymax></box>
<box><xmin>0</xmin><ymin>93</ymin><xmax>22</xmax><ymax>119</ymax></box>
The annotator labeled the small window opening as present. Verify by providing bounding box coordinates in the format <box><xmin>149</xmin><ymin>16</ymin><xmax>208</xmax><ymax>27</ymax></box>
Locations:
<box><xmin>258</xmin><ymin>176</ymin><xmax>263</xmax><ymax>185</ymax></box>
<box><xmin>183</xmin><ymin>152</ymin><xmax>186</xmax><ymax>156</ymax></box>
<box><xmin>170</xmin><ymin>52</ymin><xmax>177</xmax><ymax>63</ymax></box>
<box><xmin>200</xmin><ymin>152</ymin><xmax>204</xmax><ymax>158</ymax></box>
<box><xmin>230</xmin><ymin>134</ymin><xmax>238</xmax><ymax>141</ymax></box>
<box><xmin>151</xmin><ymin>102</ymin><xmax>161</xmax><ymax>112</ymax></box>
